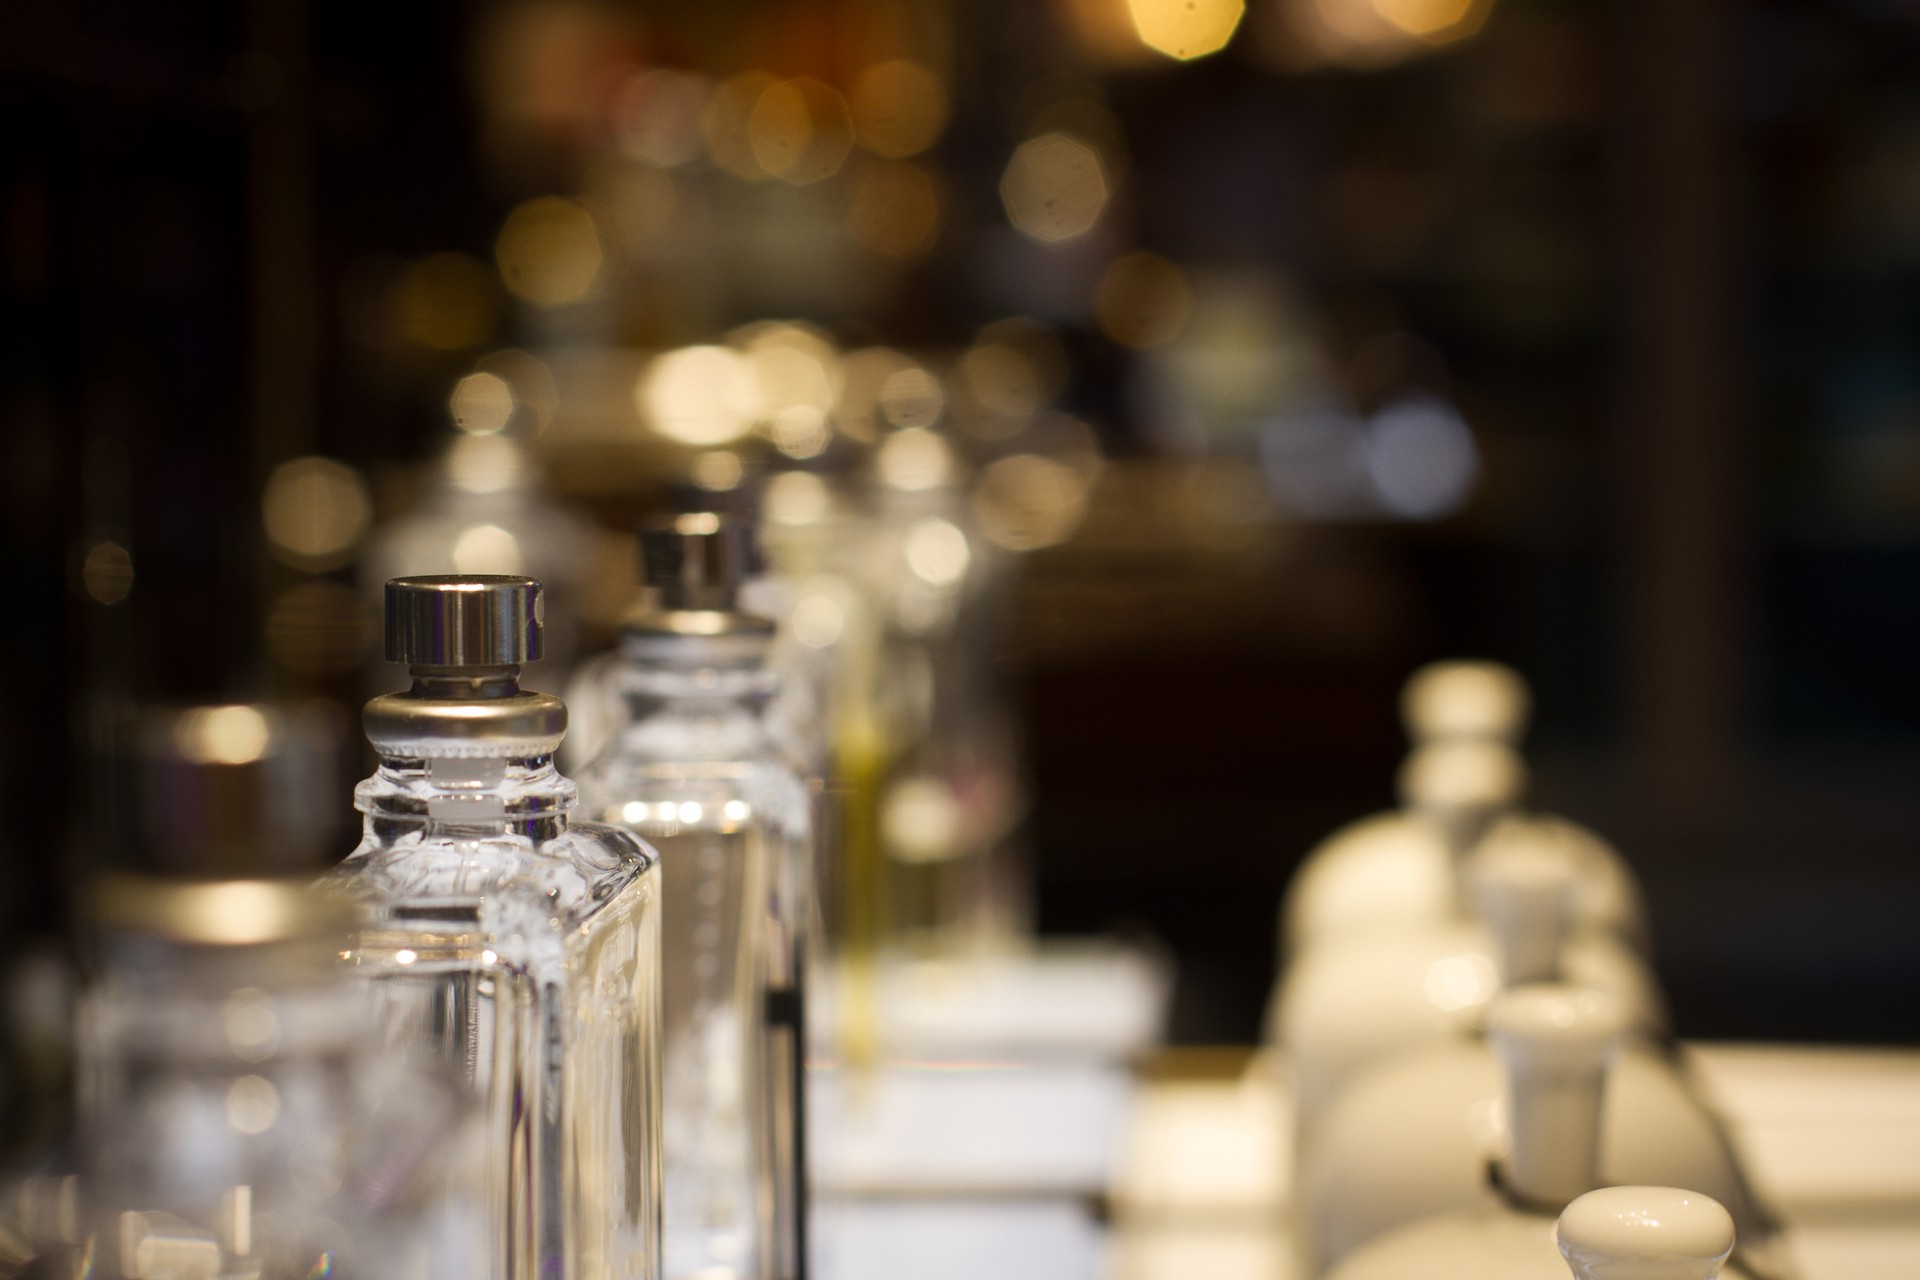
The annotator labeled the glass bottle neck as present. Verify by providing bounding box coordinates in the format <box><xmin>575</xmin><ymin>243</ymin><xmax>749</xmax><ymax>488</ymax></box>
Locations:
<box><xmin>357</xmin><ymin>752</ymin><xmax>576</xmax><ymax>840</ymax></box>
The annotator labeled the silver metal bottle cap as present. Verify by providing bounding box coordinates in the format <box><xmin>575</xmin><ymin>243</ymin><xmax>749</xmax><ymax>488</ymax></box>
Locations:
<box><xmin>133</xmin><ymin>703</ymin><xmax>339</xmax><ymax>875</ymax></box>
<box><xmin>639</xmin><ymin>513</ymin><xmax>748</xmax><ymax>612</ymax></box>
<box><xmin>385</xmin><ymin>575</ymin><xmax>543</xmax><ymax>667</ymax></box>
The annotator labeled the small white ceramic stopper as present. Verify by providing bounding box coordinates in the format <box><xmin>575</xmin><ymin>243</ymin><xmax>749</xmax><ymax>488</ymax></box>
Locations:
<box><xmin>1489</xmin><ymin>984</ymin><xmax>1629</xmax><ymax>1207</ymax></box>
<box><xmin>1396</xmin><ymin>739</ymin><xmax>1529</xmax><ymax>854</ymax></box>
<box><xmin>1556</xmin><ymin>1186</ymin><xmax>1736</xmax><ymax>1280</ymax></box>
<box><xmin>1465</xmin><ymin>823</ymin><xmax>1578</xmax><ymax>986</ymax></box>
<box><xmin>1400</xmin><ymin>660</ymin><xmax>1532</xmax><ymax>744</ymax></box>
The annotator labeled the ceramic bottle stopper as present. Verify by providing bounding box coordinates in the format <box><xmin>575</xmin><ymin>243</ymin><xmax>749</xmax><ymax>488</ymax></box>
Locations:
<box><xmin>1489</xmin><ymin>984</ymin><xmax>1629</xmax><ymax>1207</ymax></box>
<box><xmin>1557</xmin><ymin>1186</ymin><xmax>1737</xmax><ymax>1280</ymax></box>
<box><xmin>1400</xmin><ymin>659</ymin><xmax>1533</xmax><ymax>745</ymax></box>
<box><xmin>1465</xmin><ymin>827</ymin><xmax>1578</xmax><ymax>986</ymax></box>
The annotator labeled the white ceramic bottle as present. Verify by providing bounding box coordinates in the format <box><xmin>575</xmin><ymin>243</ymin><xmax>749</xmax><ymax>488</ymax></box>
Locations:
<box><xmin>1273</xmin><ymin>819</ymin><xmax>1666</xmax><ymax>1127</ymax></box>
<box><xmin>1323</xmin><ymin>986</ymin><xmax>1757</xmax><ymax>1280</ymax></box>
<box><xmin>1281</xmin><ymin>662</ymin><xmax>1645</xmax><ymax>958</ymax></box>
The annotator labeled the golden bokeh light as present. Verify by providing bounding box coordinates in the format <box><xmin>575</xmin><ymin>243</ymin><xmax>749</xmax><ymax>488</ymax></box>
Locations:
<box><xmin>450</xmin><ymin>371</ymin><xmax>515</xmax><ymax>435</ymax></box>
<box><xmin>495</xmin><ymin>196</ymin><xmax>603</xmax><ymax>307</ymax></box>
<box><xmin>957</xmin><ymin>341</ymin><xmax>1044</xmax><ymax>437</ymax></box>
<box><xmin>691</xmin><ymin>450</ymin><xmax>745</xmax><ymax>492</ymax></box>
<box><xmin>1000</xmin><ymin>132</ymin><xmax>1109</xmax><ymax>245</ymax></box>
<box><xmin>265</xmin><ymin>580</ymin><xmax>374</xmax><ymax>676</ymax></box>
<box><xmin>261</xmin><ymin>457</ymin><xmax>373</xmax><ymax>571</ymax></box>
<box><xmin>476</xmin><ymin>348</ymin><xmax>558</xmax><ymax>435</ymax></box>
<box><xmin>612</xmin><ymin>68</ymin><xmax>713</xmax><ymax>167</ymax></box>
<box><xmin>877</xmin><ymin>426</ymin><xmax>955</xmax><ymax>491</ymax></box>
<box><xmin>173</xmin><ymin>706</ymin><xmax>271</xmax><ymax>766</ymax></box>
<box><xmin>395</xmin><ymin>253</ymin><xmax>501</xmax><ymax>350</ymax></box>
<box><xmin>1371</xmin><ymin>0</ymin><xmax>1490</xmax><ymax>41</ymax></box>
<box><xmin>446</xmin><ymin>434</ymin><xmax>524</xmax><ymax>495</ymax></box>
<box><xmin>641</xmin><ymin>345</ymin><xmax>763</xmax><ymax>446</ymax></box>
<box><xmin>771</xmin><ymin>408</ymin><xmax>831</xmax><ymax>460</ymax></box>
<box><xmin>704</xmin><ymin>72</ymin><xmax>781</xmax><ymax>182</ymax></box>
<box><xmin>765</xmin><ymin>470</ymin><xmax>832</xmax><ymax>526</ymax></box>
<box><xmin>1094</xmin><ymin>251</ymin><xmax>1196</xmax><ymax>349</ymax></box>
<box><xmin>742</xmin><ymin>323</ymin><xmax>841</xmax><ymax>418</ymax></box>
<box><xmin>971</xmin><ymin>453</ymin><xmax>1093</xmax><ymax>551</ymax></box>
<box><xmin>836</xmin><ymin>347</ymin><xmax>913</xmax><ymax>443</ymax></box>
<box><xmin>847</xmin><ymin>160</ymin><xmax>942</xmax><ymax>260</ymax></box>
<box><xmin>451</xmin><ymin>523</ymin><xmax>525</xmax><ymax>574</ymax></box>
<box><xmin>904</xmin><ymin>517</ymin><xmax>971</xmax><ymax>587</ymax></box>
<box><xmin>849</xmin><ymin>61</ymin><xmax>949</xmax><ymax>159</ymax></box>
<box><xmin>748</xmin><ymin>77</ymin><xmax>854</xmax><ymax>186</ymax></box>
<box><xmin>80</xmin><ymin>541</ymin><xmax>133</xmax><ymax>605</ymax></box>
<box><xmin>879</xmin><ymin>365</ymin><xmax>945</xmax><ymax>429</ymax></box>
<box><xmin>1127</xmin><ymin>0</ymin><xmax>1246</xmax><ymax>60</ymax></box>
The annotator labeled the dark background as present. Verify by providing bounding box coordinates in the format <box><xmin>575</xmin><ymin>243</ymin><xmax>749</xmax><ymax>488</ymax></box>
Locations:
<box><xmin>3</xmin><ymin>0</ymin><xmax>1918</xmax><ymax>1089</ymax></box>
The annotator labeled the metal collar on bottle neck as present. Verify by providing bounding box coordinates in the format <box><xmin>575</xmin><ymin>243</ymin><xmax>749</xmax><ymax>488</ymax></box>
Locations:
<box><xmin>624</xmin><ymin>512</ymin><xmax>776</xmax><ymax>647</ymax></box>
<box><xmin>366</xmin><ymin>576</ymin><xmax>567</xmax><ymax>757</ymax></box>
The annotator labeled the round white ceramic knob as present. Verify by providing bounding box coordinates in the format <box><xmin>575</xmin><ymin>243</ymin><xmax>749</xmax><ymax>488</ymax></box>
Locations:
<box><xmin>1557</xmin><ymin>1186</ymin><xmax>1736</xmax><ymax>1280</ymax></box>
<box><xmin>1400</xmin><ymin>659</ymin><xmax>1532</xmax><ymax>744</ymax></box>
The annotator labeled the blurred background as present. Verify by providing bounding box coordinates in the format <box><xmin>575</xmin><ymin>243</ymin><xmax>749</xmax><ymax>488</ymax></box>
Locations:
<box><xmin>4</xmin><ymin>0</ymin><xmax>1919</xmax><ymax>1123</ymax></box>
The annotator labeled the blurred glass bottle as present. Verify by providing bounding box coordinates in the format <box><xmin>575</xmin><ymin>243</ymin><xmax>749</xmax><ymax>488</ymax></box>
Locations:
<box><xmin>575</xmin><ymin>515</ymin><xmax>813</xmax><ymax>1280</ymax></box>
<box><xmin>74</xmin><ymin>703</ymin><xmax>482</xmax><ymax>1280</ymax></box>
<box><xmin>360</xmin><ymin>359</ymin><xmax>599</xmax><ymax>691</ymax></box>
<box><xmin>325</xmin><ymin>577</ymin><xmax>662</xmax><ymax>1280</ymax></box>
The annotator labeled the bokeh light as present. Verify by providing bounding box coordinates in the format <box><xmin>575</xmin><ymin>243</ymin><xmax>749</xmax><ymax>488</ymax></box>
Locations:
<box><xmin>971</xmin><ymin>453</ymin><xmax>1093</xmax><ymax>551</ymax></box>
<box><xmin>173</xmin><ymin>706</ymin><xmax>271</xmax><ymax>765</ymax></box>
<box><xmin>261</xmin><ymin>457</ymin><xmax>373</xmax><ymax>571</ymax></box>
<box><xmin>904</xmin><ymin>517</ymin><xmax>972</xmax><ymax>586</ymax></box>
<box><xmin>1362</xmin><ymin>394</ymin><xmax>1480</xmax><ymax>519</ymax></box>
<box><xmin>495</xmin><ymin>197</ymin><xmax>603</xmax><ymax>307</ymax></box>
<box><xmin>765</xmin><ymin>470</ymin><xmax>832</xmax><ymax>526</ymax></box>
<box><xmin>1372</xmin><ymin>0</ymin><xmax>1491</xmax><ymax>42</ymax></box>
<box><xmin>749</xmin><ymin>77</ymin><xmax>854</xmax><ymax>185</ymax></box>
<box><xmin>877</xmin><ymin>426</ymin><xmax>955</xmax><ymax>491</ymax></box>
<box><xmin>690</xmin><ymin>450</ymin><xmax>744</xmax><ymax>492</ymax></box>
<box><xmin>704</xmin><ymin>71</ymin><xmax>781</xmax><ymax>182</ymax></box>
<box><xmin>449</xmin><ymin>372</ymin><xmax>515</xmax><ymax>435</ymax></box>
<box><xmin>264</xmin><ymin>581</ymin><xmax>374</xmax><ymax>676</ymax></box>
<box><xmin>1127</xmin><ymin>0</ymin><xmax>1246</xmax><ymax>60</ymax></box>
<box><xmin>1095</xmin><ymin>251</ymin><xmax>1195</xmax><ymax>349</ymax></box>
<box><xmin>641</xmin><ymin>346</ymin><xmax>763</xmax><ymax>446</ymax></box>
<box><xmin>80</xmin><ymin>541</ymin><xmax>133</xmax><ymax>605</ymax></box>
<box><xmin>446</xmin><ymin>434</ymin><xmax>524</xmax><ymax>495</ymax></box>
<box><xmin>849</xmin><ymin>61</ymin><xmax>949</xmax><ymax>159</ymax></box>
<box><xmin>450</xmin><ymin>523</ymin><xmax>525</xmax><ymax>574</ymax></box>
<box><xmin>836</xmin><ymin>347</ymin><xmax>914</xmax><ymax>443</ymax></box>
<box><xmin>847</xmin><ymin>161</ymin><xmax>942</xmax><ymax>260</ymax></box>
<box><xmin>879</xmin><ymin>365</ymin><xmax>945</xmax><ymax>430</ymax></box>
<box><xmin>1000</xmin><ymin>132</ymin><xmax>1109</xmax><ymax>245</ymax></box>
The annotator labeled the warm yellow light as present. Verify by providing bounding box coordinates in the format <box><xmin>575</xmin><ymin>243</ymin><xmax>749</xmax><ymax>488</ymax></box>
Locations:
<box><xmin>704</xmin><ymin>72</ymin><xmax>781</xmax><ymax>182</ymax></box>
<box><xmin>447</xmin><ymin>434</ymin><xmax>523</xmax><ymax>495</ymax></box>
<box><xmin>1372</xmin><ymin>0</ymin><xmax>1488</xmax><ymax>40</ymax></box>
<box><xmin>880</xmin><ymin>366</ymin><xmax>945</xmax><ymax>430</ymax></box>
<box><xmin>835</xmin><ymin>347</ymin><xmax>913</xmax><ymax>443</ymax></box>
<box><xmin>261</xmin><ymin>456</ymin><xmax>372</xmax><ymax>570</ymax></box>
<box><xmin>80</xmin><ymin>541</ymin><xmax>133</xmax><ymax>605</ymax></box>
<box><xmin>1127</xmin><ymin>0</ymin><xmax>1245</xmax><ymax>60</ymax></box>
<box><xmin>958</xmin><ymin>342</ymin><xmax>1043</xmax><ymax>435</ymax></box>
<box><xmin>765</xmin><ymin>471</ymin><xmax>831</xmax><ymax>526</ymax></box>
<box><xmin>451</xmin><ymin>523</ymin><xmax>524</xmax><ymax>574</ymax></box>
<box><xmin>1095</xmin><ymin>251</ymin><xmax>1195</xmax><ymax>349</ymax></box>
<box><xmin>690</xmin><ymin>449</ymin><xmax>744</xmax><ymax>492</ymax></box>
<box><xmin>791</xmin><ymin>592</ymin><xmax>846</xmax><ymax>649</ymax></box>
<box><xmin>749</xmin><ymin>77</ymin><xmax>854</xmax><ymax>186</ymax></box>
<box><xmin>743</xmin><ymin>323</ymin><xmax>840</xmax><ymax>419</ymax></box>
<box><xmin>641</xmin><ymin>346</ymin><xmax>762</xmax><ymax>446</ymax></box>
<box><xmin>849</xmin><ymin>61</ymin><xmax>949</xmax><ymax>159</ymax></box>
<box><xmin>495</xmin><ymin>197</ymin><xmax>603</xmax><ymax>307</ymax></box>
<box><xmin>396</xmin><ymin>253</ymin><xmax>501</xmax><ymax>350</ymax></box>
<box><xmin>173</xmin><ymin>706</ymin><xmax>272</xmax><ymax>766</ymax></box>
<box><xmin>847</xmin><ymin>160</ymin><xmax>942</xmax><ymax>260</ymax></box>
<box><xmin>904</xmin><ymin>517</ymin><xmax>971</xmax><ymax>586</ymax></box>
<box><xmin>450</xmin><ymin>371</ymin><xmax>515</xmax><ymax>435</ymax></box>
<box><xmin>1000</xmin><ymin>133</ymin><xmax>1109</xmax><ymax>245</ymax></box>
<box><xmin>877</xmin><ymin>426</ymin><xmax>953</xmax><ymax>491</ymax></box>
<box><xmin>972</xmin><ymin>453</ymin><xmax>1093</xmax><ymax>552</ymax></box>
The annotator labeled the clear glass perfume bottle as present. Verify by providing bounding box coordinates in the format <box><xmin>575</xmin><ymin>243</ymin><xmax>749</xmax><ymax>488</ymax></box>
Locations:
<box><xmin>73</xmin><ymin>702</ymin><xmax>483</xmax><ymax>1280</ymax></box>
<box><xmin>575</xmin><ymin>515</ymin><xmax>813</xmax><ymax>1280</ymax></box>
<box><xmin>78</xmin><ymin>874</ymin><xmax>484</xmax><ymax>1280</ymax></box>
<box><xmin>326</xmin><ymin>576</ymin><xmax>662</xmax><ymax>1280</ymax></box>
